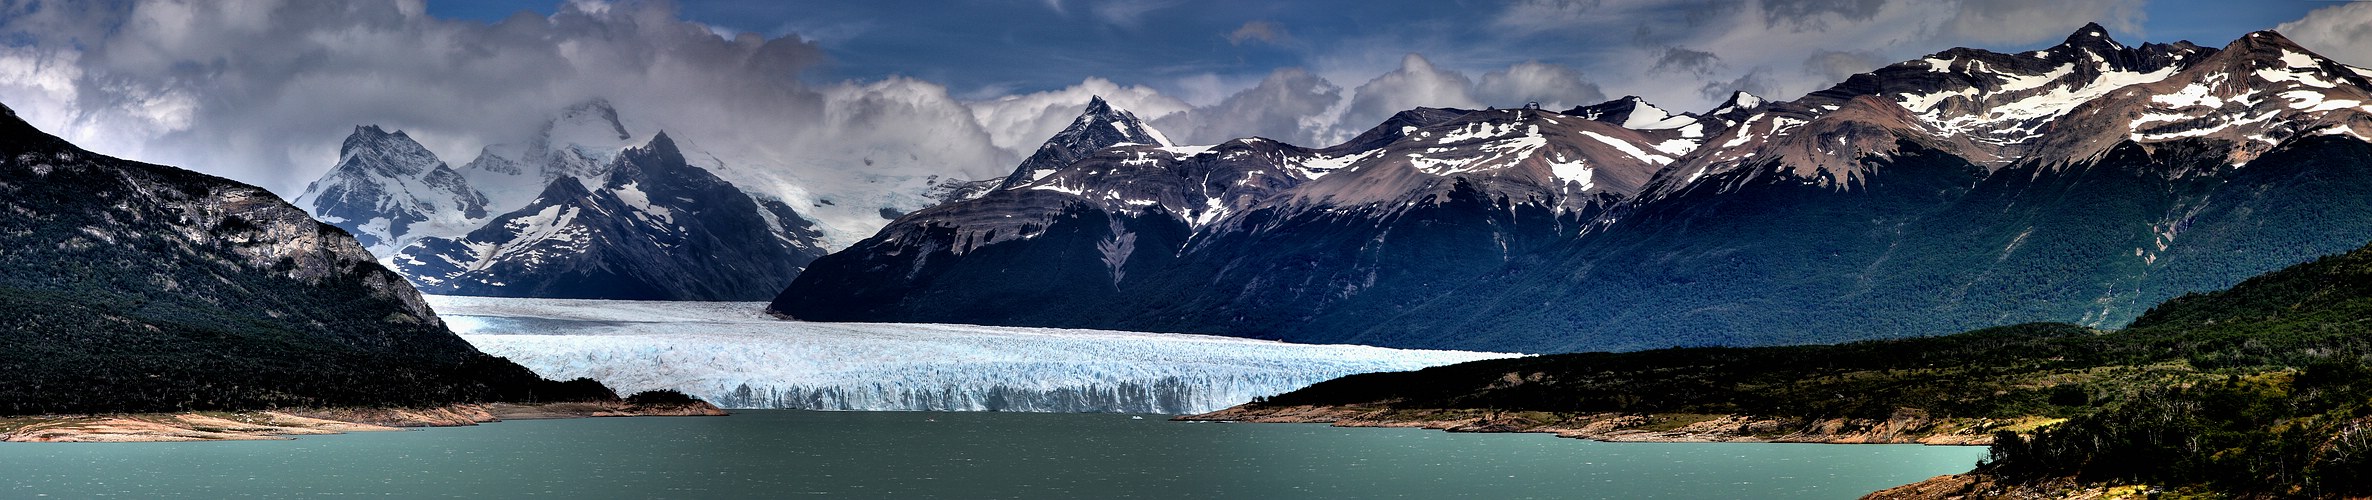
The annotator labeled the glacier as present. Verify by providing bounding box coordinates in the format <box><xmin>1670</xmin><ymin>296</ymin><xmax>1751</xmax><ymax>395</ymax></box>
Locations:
<box><xmin>429</xmin><ymin>296</ymin><xmax>1520</xmax><ymax>414</ymax></box>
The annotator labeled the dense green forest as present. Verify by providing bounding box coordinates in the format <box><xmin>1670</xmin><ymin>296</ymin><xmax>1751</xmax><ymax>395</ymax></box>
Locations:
<box><xmin>1252</xmin><ymin>237</ymin><xmax>2372</xmax><ymax>496</ymax></box>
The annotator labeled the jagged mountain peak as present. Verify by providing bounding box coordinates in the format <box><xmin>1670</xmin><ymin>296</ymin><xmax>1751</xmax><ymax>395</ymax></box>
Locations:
<box><xmin>296</xmin><ymin>123</ymin><xmax>488</xmax><ymax>256</ymax></box>
<box><xmin>556</xmin><ymin>98</ymin><xmax>631</xmax><ymax>142</ymax></box>
<box><xmin>535</xmin><ymin>173</ymin><xmax>593</xmax><ymax>200</ymax></box>
<box><xmin>2052</xmin><ymin>22</ymin><xmax>2126</xmax><ymax>54</ymax></box>
<box><xmin>998</xmin><ymin>96</ymin><xmax>1176</xmax><ymax>188</ymax></box>
<box><xmin>350</xmin><ymin>124</ymin><xmax>401</xmax><ymax>139</ymax></box>
<box><xmin>394</xmin><ymin>139</ymin><xmax>827</xmax><ymax>301</ymax></box>
<box><xmin>1710</xmin><ymin>91</ymin><xmax>1763</xmax><ymax>115</ymax></box>
<box><xmin>636</xmin><ymin>130</ymin><xmax>681</xmax><ymax>158</ymax></box>
<box><xmin>1071</xmin><ymin>95</ymin><xmax>1166</xmax><ymax>146</ymax></box>
<box><xmin>605</xmin><ymin>130</ymin><xmax>711</xmax><ymax>190</ymax></box>
<box><xmin>337</xmin><ymin>125</ymin><xmax>438</xmax><ymax>174</ymax></box>
<box><xmin>1567</xmin><ymin>95</ymin><xmax>1698</xmax><ymax>130</ymax></box>
<box><xmin>462</xmin><ymin>146</ymin><xmax>523</xmax><ymax>176</ymax></box>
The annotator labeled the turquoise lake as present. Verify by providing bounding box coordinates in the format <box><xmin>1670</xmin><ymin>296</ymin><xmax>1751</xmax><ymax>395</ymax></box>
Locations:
<box><xmin>0</xmin><ymin>411</ymin><xmax>1984</xmax><ymax>498</ymax></box>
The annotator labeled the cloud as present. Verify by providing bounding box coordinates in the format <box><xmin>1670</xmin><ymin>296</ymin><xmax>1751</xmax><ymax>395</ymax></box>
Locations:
<box><xmin>0</xmin><ymin>1</ymin><xmax>840</xmax><ymax>191</ymax></box>
<box><xmin>1153</xmin><ymin>68</ymin><xmax>1343</xmax><ymax>146</ymax></box>
<box><xmin>1088</xmin><ymin>0</ymin><xmax>1183</xmax><ymax>28</ymax></box>
<box><xmin>1492</xmin><ymin>0</ymin><xmax>2163</xmax><ymax>111</ymax></box>
<box><xmin>1941</xmin><ymin>0</ymin><xmax>2145</xmax><ymax>45</ymax></box>
<box><xmin>1652</xmin><ymin>47</ymin><xmax>1723</xmax><ymax>77</ymax></box>
<box><xmin>1335</xmin><ymin>54</ymin><xmax>1482</xmax><ymax>143</ymax></box>
<box><xmin>1802</xmin><ymin>49</ymin><xmax>1886</xmax><ymax>85</ymax></box>
<box><xmin>1760</xmin><ymin>0</ymin><xmax>1887</xmax><ymax>30</ymax></box>
<box><xmin>2277</xmin><ymin>2</ymin><xmax>2372</xmax><ymax>67</ymax></box>
<box><xmin>0</xmin><ymin>0</ymin><xmax>1041</xmax><ymax>244</ymax></box>
<box><xmin>1151</xmin><ymin>58</ymin><xmax>1608</xmax><ymax>148</ymax></box>
<box><xmin>966</xmin><ymin>78</ymin><xmax>1192</xmax><ymax>153</ymax></box>
<box><xmin>1494</xmin><ymin>0</ymin><xmax>1606</xmax><ymax>35</ymax></box>
<box><xmin>1475</xmin><ymin>61</ymin><xmax>1606</xmax><ymax>110</ymax></box>
<box><xmin>1698</xmin><ymin>70</ymin><xmax>1778</xmax><ymax>103</ymax></box>
<box><xmin>1226</xmin><ymin>20</ymin><xmax>1289</xmax><ymax>46</ymax></box>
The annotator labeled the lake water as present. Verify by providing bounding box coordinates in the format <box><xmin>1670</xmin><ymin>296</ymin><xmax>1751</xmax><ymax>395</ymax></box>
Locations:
<box><xmin>0</xmin><ymin>411</ymin><xmax>1983</xmax><ymax>498</ymax></box>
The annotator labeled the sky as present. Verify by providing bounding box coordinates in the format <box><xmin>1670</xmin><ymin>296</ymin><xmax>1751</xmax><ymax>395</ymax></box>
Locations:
<box><xmin>0</xmin><ymin>0</ymin><xmax>2362</xmax><ymax>231</ymax></box>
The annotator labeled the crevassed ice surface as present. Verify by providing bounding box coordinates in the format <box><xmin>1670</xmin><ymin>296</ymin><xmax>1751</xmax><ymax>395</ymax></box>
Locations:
<box><xmin>430</xmin><ymin>296</ymin><xmax>1520</xmax><ymax>414</ymax></box>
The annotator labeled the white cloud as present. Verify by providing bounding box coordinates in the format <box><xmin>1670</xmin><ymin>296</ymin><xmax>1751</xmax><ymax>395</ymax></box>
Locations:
<box><xmin>1334</xmin><ymin>54</ymin><xmax>1483</xmax><ymax>144</ymax></box>
<box><xmin>1153</xmin><ymin>68</ymin><xmax>1344</xmax><ymax>146</ymax></box>
<box><xmin>965</xmin><ymin>78</ymin><xmax>1191</xmax><ymax>154</ymax></box>
<box><xmin>1476</xmin><ymin>61</ymin><xmax>1607</xmax><ymax>111</ymax></box>
<box><xmin>2277</xmin><ymin>2</ymin><xmax>2372</xmax><ymax>67</ymax></box>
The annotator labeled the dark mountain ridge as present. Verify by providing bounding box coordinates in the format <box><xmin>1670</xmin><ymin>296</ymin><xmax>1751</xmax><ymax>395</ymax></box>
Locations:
<box><xmin>773</xmin><ymin>25</ymin><xmax>2372</xmax><ymax>354</ymax></box>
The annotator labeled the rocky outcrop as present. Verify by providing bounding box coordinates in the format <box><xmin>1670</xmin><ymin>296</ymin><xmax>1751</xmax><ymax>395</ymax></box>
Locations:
<box><xmin>1860</xmin><ymin>475</ymin><xmax>2156</xmax><ymax>500</ymax></box>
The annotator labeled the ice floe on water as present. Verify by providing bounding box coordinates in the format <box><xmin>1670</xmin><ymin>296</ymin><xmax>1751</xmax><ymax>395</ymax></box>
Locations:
<box><xmin>430</xmin><ymin>295</ymin><xmax>1520</xmax><ymax>414</ymax></box>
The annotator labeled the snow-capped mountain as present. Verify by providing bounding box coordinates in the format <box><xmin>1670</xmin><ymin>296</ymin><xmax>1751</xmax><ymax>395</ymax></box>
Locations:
<box><xmin>1653</xmin><ymin>23</ymin><xmax>2369</xmax><ymax>196</ymax></box>
<box><xmin>997</xmin><ymin>96</ymin><xmax>1173</xmax><ymax>187</ymax></box>
<box><xmin>295</xmin><ymin>100</ymin><xmax>835</xmax><ymax>301</ymax></box>
<box><xmin>776</xmin><ymin>25</ymin><xmax>2372</xmax><ymax>354</ymax></box>
<box><xmin>292</xmin><ymin>125</ymin><xmax>489</xmax><ymax>256</ymax></box>
<box><xmin>460</xmin><ymin>99</ymin><xmax>649</xmax><ymax>210</ymax></box>
<box><xmin>396</xmin><ymin>132</ymin><xmax>827</xmax><ymax>300</ymax></box>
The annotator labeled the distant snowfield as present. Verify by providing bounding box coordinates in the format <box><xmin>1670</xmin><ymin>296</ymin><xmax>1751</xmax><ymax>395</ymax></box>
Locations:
<box><xmin>428</xmin><ymin>296</ymin><xmax>1520</xmax><ymax>414</ymax></box>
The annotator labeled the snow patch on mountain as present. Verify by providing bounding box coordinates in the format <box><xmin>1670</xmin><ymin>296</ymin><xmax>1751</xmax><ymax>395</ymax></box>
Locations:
<box><xmin>433</xmin><ymin>295</ymin><xmax>1518</xmax><ymax>414</ymax></box>
<box><xmin>293</xmin><ymin>125</ymin><xmax>489</xmax><ymax>258</ymax></box>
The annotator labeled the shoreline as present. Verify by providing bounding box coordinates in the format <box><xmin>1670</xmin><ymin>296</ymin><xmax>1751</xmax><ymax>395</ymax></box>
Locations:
<box><xmin>1181</xmin><ymin>405</ymin><xmax>2079</xmax><ymax>499</ymax></box>
<box><xmin>0</xmin><ymin>401</ymin><xmax>729</xmax><ymax>443</ymax></box>
<box><xmin>1176</xmin><ymin>404</ymin><xmax>2059</xmax><ymax>446</ymax></box>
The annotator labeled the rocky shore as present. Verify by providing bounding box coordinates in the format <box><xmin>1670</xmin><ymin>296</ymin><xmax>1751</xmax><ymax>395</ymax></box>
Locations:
<box><xmin>0</xmin><ymin>401</ymin><xmax>728</xmax><ymax>443</ymax></box>
<box><xmin>1178</xmin><ymin>404</ymin><xmax>2058</xmax><ymax>446</ymax></box>
<box><xmin>1862</xmin><ymin>474</ymin><xmax>2161</xmax><ymax>500</ymax></box>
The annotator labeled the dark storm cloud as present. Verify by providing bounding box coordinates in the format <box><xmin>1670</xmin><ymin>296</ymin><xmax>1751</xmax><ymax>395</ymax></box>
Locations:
<box><xmin>1652</xmin><ymin>47</ymin><xmax>1722</xmax><ymax>77</ymax></box>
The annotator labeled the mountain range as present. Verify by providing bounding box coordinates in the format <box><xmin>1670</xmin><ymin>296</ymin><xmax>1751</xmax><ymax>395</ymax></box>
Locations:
<box><xmin>295</xmin><ymin>100</ymin><xmax>829</xmax><ymax>301</ymax></box>
<box><xmin>771</xmin><ymin>24</ymin><xmax>2372</xmax><ymax>353</ymax></box>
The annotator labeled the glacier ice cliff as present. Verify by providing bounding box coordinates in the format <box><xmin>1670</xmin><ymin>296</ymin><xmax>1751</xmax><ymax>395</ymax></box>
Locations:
<box><xmin>431</xmin><ymin>296</ymin><xmax>1517</xmax><ymax>414</ymax></box>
